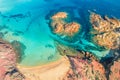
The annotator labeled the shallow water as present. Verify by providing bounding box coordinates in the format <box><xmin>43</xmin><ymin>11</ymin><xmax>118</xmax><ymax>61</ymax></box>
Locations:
<box><xmin>0</xmin><ymin>0</ymin><xmax>120</xmax><ymax>66</ymax></box>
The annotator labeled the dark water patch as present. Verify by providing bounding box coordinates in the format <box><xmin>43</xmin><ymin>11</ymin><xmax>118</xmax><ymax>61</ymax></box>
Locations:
<box><xmin>0</xmin><ymin>25</ymin><xmax>9</xmax><ymax>38</ymax></box>
<box><xmin>48</xmin><ymin>54</ymin><xmax>54</xmax><ymax>60</ymax></box>
<box><xmin>72</xmin><ymin>0</ymin><xmax>120</xmax><ymax>18</ymax></box>
<box><xmin>7</xmin><ymin>12</ymin><xmax>30</xmax><ymax>19</ymax></box>
<box><xmin>0</xmin><ymin>25</ymin><xmax>8</xmax><ymax>31</ymax></box>
<box><xmin>84</xmin><ymin>45</ymin><xmax>105</xmax><ymax>51</ymax></box>
<box><xmin>12</xmin><ymin>31</ymin><xmax>24</xmax><ymax>36</ymax></box>
<box><xmin>0</xmin><ymin>32</ymin><xmax>4</xmax><ymax>38</ymax></box>
<box><xmin>114</xmin><ymin>27</ymin><xmax>120</xmax><ymax>33</ymax></box>
<box><xmin>0</xmin><ymin>12</ymin><xmax>8</xmax><ymax>18</ymax></box>
<box><xmin>78</xmin><ymin>8</ymin><xmax>91</xmax><ymax>40</ymax></box>
<box><xmin>44</xmin><ymin>0</ymin><xmax>54</xmax><ymax>2</ymax></box>
<box><xmin>45</xmin><ymin>44</ymin><xmax>54</xmax><ymax>48</ymax></box>
<box><xmin>9</xmin><ymin>12</ymin><xmax>30</xmax><ymax>18</ymax></box>
<box><xmin>44</xmin><ymin>0</ymin><xmax>61</xmax><ymax>4</ymax></box>
<box><xmin>0</xmin><ymin>12</ymin><xmax>31</xmax><ymax>22</ymax></box>
<box><xmin>11</xmin><ymin>40</ymin><xmax>26</xmax><ymax>63</ymax></box>
<box><xmin>100</xmin><ymin>49</ymin><xmax>120</xmax><ymax>80</ymax></box>
<box><xmin>24</xmin><ymin>11</ymin><xmax>44</xmax><ymax>32</ymax></box>
<box><xmin>45</xmin><ymin>6</ymin><xmax>76</xmax><ymax>20</ymax></box>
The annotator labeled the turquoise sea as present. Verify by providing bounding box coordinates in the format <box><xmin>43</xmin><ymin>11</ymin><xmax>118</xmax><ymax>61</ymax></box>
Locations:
<box><xmin>0</xmin><ymin>0</ymin><xmax>120</xmax><ymax>66</ymax></box>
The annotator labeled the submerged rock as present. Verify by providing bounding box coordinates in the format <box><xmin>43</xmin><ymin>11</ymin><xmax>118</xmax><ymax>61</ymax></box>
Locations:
<box><xmin>11</xmin><ymin>40</ymin><xmax>26</xmax><ymax>63</ymax></box>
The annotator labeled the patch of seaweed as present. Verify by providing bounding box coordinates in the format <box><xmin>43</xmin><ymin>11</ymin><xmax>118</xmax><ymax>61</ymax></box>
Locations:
<box><xmin>11</xmin><ymin>40</ymin><xmax>26</xmax><ymax>63</ymax></box>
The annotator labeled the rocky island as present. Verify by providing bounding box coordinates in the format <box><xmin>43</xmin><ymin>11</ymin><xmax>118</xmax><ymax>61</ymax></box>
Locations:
<box><xmin>50</xmin><ymin>12</ymin><xmax>81</xmax><ymax>37</ymax></box>
<box><xmin>90</xmin><ymin>12</ymin><xmax>120</xmax><ymax>49</ymax></box>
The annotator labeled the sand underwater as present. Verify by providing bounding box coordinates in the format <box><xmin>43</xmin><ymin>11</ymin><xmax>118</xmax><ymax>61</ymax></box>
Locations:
<box><xmin>0</xmin><ymin>0</ymin><xmax>120</xmax><ymax>80</ymax></box>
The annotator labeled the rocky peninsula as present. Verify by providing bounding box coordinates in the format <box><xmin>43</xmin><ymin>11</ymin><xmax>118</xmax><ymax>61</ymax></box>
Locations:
<box><xmin>0</xmin><ymin>39</ymin><xmax>25</xmax><ymax>80</ymax></box>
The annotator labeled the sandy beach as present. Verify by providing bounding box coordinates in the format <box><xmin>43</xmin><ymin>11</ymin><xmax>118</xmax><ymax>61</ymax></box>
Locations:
<box><xmin>17</xmin><ymin>56</ymin><xmax>71</xmax><ymax>80</ymax></box>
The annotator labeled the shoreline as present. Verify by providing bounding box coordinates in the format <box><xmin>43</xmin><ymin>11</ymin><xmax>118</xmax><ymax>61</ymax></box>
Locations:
<box><xmin>17</xmin><ymin>51</ymin><xmax>62</xmax><ymax>67</ymax></box>
<box><xmin>17</xmin><ymin>56</ymin><xmax>71</xmax><ymax>80</ymax></box>
<box><xmin>17</xmin><ymin>55</ymin><xmax>63</xmax><ymax>69</ymax></box>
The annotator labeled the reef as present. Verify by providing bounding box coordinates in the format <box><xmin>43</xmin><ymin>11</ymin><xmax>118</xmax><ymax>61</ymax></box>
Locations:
<box><xmin>90</xmin><ymin>12</ymin><xmax>120</xmax><ymax>49</ymax></box>
<box><xmin>50</xmin><ymin>12</ymin><xmax>81</xmax><ymax>37</ymax></box>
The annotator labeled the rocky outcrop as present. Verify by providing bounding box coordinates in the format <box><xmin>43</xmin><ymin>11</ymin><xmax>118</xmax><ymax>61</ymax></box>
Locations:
<box><xmin>90</xmin><ymin>12</ymin><xmax>120</xmax><ymax>49</ymax></box>
<box><xmin>63</xmin><ymin>55</ymin><xmax>106</xmax><ymax>80</ymax></box>
<box><xmin>0</xmin><ymin>39</ymin><xmax>25</xmax><ymax>80</ymax></box>
<box><xmin>109</xmin><ymin>58</ymin><xmax>120</xmax><ymax>80</ymax></box>
<box><xmin>50</xmin><ymin>12</ymin><xmax>81</xmax><ymax>37</ymax></box>
<box><xmin>51</xmin><ymin>12</ymin><xmax>68</xmax><ymax>20</ymax></box>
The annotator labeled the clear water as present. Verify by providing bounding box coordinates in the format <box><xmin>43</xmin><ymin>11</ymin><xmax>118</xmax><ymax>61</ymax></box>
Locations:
<box><xmin>0</xmin><ymin>0</ymin><xmax>120</xmax><ymax>66</ymax></box>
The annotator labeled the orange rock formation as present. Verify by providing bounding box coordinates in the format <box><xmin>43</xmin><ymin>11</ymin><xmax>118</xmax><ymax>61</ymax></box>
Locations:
<box><xmin>90</xmin><ymin>12</ymin><xmax>120</xmax><ymax>49</ymax></box>
<box><xmin>50</xmin><ymin>12</ymin><xmax>80</xmax><ymax>36</ymax></box>
<box><xmin>51</xmin><ymin>12</ymin><xmax>68</xmax><ymax>19</ymax></box>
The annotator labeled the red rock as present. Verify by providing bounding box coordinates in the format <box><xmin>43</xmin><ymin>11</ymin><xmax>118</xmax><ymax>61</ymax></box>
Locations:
<box><xmin>65</xmin><ymin>56</ymin><xmax>107</xmax><ymax>80</ymax></box>
<box><xmin>109</xmin><ymin>59</ymin><xmax>120</xmax><ymax>80</ymax></box>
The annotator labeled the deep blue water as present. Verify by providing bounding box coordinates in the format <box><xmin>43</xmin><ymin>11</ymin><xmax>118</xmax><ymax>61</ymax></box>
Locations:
<box><xmin>0</xmin><ymin>0</ymin><xmax>120</xmax><ymax>66</ymax></box>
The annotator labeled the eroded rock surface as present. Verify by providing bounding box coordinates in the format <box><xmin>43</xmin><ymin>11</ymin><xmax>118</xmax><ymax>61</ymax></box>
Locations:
<box><xmin>51</xmin><ymin>12</ymin><xmax>68</xmax><ymax>20</ymax></box>
<box><xmin>90</xmin><ymin>12</ymin><xmax>120</xmax><ymax>49</ymax></box>
<box><xmin>0</xmin><ymin>39</ymin><xmax>25</xmax><ymax>80</ymax></box>
<box><xmin>50</xmin><ymin>12</ymin><xmax>80</xmax><ymax>36</ymax></box>
<box><xmin>109</xmin><ymin>58</ymin><xmax>120</xmax><ymax>80</ymax></box>
<box><xmin>63</xmin><ymin>56</ymin><xmax>107</xmax><ymax>80</ymax></box>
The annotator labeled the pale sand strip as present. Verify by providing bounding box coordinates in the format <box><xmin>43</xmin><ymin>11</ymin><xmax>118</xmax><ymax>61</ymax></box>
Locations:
<box><xmin>17</xmin><ymin>56</ymin><xmax>71</xmax><ymax>80</ymax></box>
